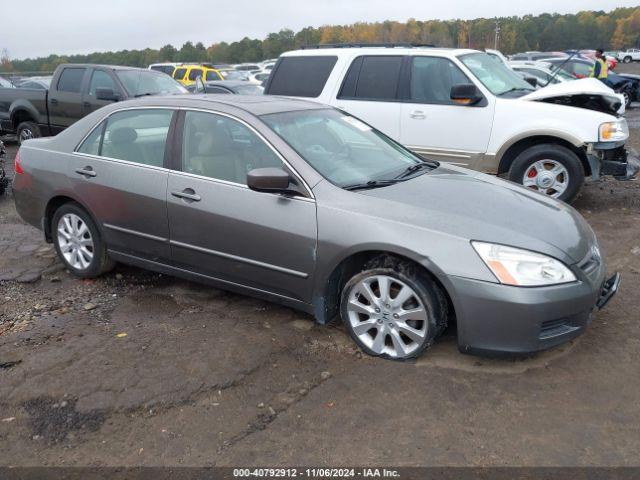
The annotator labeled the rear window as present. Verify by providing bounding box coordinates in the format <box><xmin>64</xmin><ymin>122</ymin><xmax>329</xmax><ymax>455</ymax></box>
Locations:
<box><xmin>151</xmin><ymin>65</ymin><xmax>175</xmax><ymax>76</ymax></box>
<box><xmin>206</xmin><ymin>70</ymin><xmax>221</xmax><ymax>81</ymax></box>
<box><xmin>266</xmin><ymin>56</ymin><xmax>337</xmax><ymax>98</ymax></box>
<box><xmin>57</xmin><ymin>68</ymin><xmax>86</xmax><ymax>93</ymax></box>
<box><xmin>188</xmin><ymin>69</ymin><xmax>203</xmax><ymax>81</ymax></box>
<box><xmin>174</xmin><ymin>68</ymin><xmax>187</xmax><ymax>80</ymax></box>
<box><xmin>339</xmin><ymin>56</ymin><xmax>403</xmax><ymax>101</ymax></box>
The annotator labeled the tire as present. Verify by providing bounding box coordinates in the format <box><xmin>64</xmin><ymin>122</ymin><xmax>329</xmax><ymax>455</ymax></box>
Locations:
<box><xmin>52</xmin><ymin>202</ymin><xmax>114</xmax><ymax>278</ymax></box>
<box><xmin>340</xmin><ymin>256</ymin><xmax>447</xmax><ymax>361</ymax></box>
<box><xmin>622</xmin><ymin>89</ymin><xmax>632</xmax><ymax>108</ymax></box>
<box><xmin>508</xmin><ymin>144</ymin><xmax>584</xmax><ymax>203</ymax></box>
<box><xmin>623</xmin><ymin>56</ymin><xmax>632</xmax><ymax>64</ymax></box>
<box><xmin>16</xmin><ymin>121</ymin><xmax>41</xmax><ymax>145</ymax></box>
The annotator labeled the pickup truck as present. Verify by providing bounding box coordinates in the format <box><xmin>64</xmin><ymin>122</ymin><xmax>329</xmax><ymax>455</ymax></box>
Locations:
<box><xmin>0</xmin><ymin>64</ymin><xmax>187</xmax><ymax>144</ymax></box>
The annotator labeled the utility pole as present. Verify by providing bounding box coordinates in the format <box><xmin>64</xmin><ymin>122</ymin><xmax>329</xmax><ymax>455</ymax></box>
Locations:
<box><xmin>494</xmin><ymin>19</ymin><xmax>501</xmax><ymax>50</ymax></box>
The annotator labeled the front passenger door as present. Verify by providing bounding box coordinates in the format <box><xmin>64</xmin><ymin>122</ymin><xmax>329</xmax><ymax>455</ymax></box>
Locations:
<box><xmin>82</xmin><ymin>69</ymin><xmax>123</xmax><ymax>115</ymax></box>
<box><xmin>400</xmin><ymin>56</ymin><xmax>494</xmax><ymax>167</ymax></box>
<box><xmin>167</xmin><ymin>110</ymin><xmax>317</xmax><ymax>303</ymax></box>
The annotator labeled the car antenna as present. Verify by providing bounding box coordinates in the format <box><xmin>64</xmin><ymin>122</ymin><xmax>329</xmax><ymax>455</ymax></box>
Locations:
<box><xmin>543</xmin><ymin>51</ymin><xmax>578</xmax><ymax>88</ymax></box>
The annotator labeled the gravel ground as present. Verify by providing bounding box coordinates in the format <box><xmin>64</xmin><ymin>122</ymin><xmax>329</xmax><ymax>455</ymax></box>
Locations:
<box><xmin>1</xmin><ymin>69</ymin><xmax>640</xmax><ymax>467</ymax></box>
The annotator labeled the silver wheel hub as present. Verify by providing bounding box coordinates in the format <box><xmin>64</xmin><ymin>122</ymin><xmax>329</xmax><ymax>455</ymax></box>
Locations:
<box><xmin>346</xmin><ymin>275</ymin><xmax>428</xmax><ymax>358</ymax></box>
<box><xmin>522</xmin><ymin>159</ymin><xmax>569</xmax><ymax>198</ymax></box>
<box><xmin>19</xmin><ymin>129</ymin><xmax>33</xmax><ymax>142</ymax></box>
<box><xmin>57</xmin><ymin>213</ymin><xmax>94</xmax><ymax>270</ymax></box>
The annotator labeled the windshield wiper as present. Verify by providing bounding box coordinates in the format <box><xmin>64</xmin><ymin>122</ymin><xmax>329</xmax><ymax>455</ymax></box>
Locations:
<box><xmin>134</xmin><ymin>92</ymin><xmax>155</xmax><ymax>98</ymax></box>
<box><xmin>343</xmin><ymin>179</ymin><xmax>403</xmax><ymax>191</ymax></box>
<box><xmin>498</xmin><ymin>87</ymin><xmax>533</xmax><ymax>96</ymax></box>
<box><xmin>394</xmin><ymin>161</ymin><xmax>437</xmax><ymax>179</ymax></box>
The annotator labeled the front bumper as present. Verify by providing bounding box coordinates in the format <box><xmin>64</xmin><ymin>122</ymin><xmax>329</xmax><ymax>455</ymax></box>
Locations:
<box><xmin>588</xmin><ymin>145</ymin><xmax>640</xmax><ymax>181</ymax></box>
<box><xmin>449</xmin><ymin>265</ymin><xmax>619</xmax><ymax>356</ymax></box>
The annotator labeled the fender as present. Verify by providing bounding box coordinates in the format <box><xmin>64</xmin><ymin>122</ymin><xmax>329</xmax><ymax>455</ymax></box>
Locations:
<box><xmin>494</xmin><ymin>129</ymin><xmax>585</xmax><ymax>163</ymax></box>
<box><xmin>9</xmin><ymin>99</ymin><xmax>45</xmax><ymax>128</ymax></box>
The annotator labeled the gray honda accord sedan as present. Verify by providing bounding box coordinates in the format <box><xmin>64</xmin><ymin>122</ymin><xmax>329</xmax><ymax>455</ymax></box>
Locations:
<box><xmin>12</xmin><ymin>95</ymin><xmax>619</xmax><ymax>360</ymax></box>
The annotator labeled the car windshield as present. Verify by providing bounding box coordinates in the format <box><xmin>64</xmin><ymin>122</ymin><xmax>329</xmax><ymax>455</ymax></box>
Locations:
<box><xmin>262</xmin><ymin>109</ymin><xmax>434</xmax><ymax>188</ymax></box>
<box><xmin>116</xmin><ymin>70</ymin><xmax>187</xmax><ymax>97</ymax></box>
<box><xmin>460</xmin><ymin>52</ymin><xmax>535</xmax><ymax>96</ymax></box>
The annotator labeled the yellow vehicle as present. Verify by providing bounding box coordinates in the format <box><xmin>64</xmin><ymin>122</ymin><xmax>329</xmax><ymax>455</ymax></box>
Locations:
<box><xmin>172</xmin><ymin>64</ymin><xmax>224</xmax><ymax>86</ymax></box>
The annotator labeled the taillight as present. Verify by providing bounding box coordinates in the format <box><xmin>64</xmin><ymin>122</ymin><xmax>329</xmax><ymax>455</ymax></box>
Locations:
<box><xmin>14</xmin><ymin>150</ymin><xmax>24</xmax><ymax>175</ymax></box>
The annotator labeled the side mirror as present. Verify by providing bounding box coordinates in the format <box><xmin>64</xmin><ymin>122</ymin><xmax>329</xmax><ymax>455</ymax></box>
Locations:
<box><xmin>450</xmin><ymin>84</ymin><xmax>483</xmax><ymax>105</ymax></box>
<box><xmin>247</xmin><ymin>167</ymin><xmax>291</xmax><ymax>192</ymax></box>
<box><xmin>195</xmin><ymin>75</ymin><xmax>206</xmax><ymax>94</ymax></box>
<box><xmin>524</xmin><ymin>76</ymin><xmax>538</xmax><ymax>88</ymax></box>
<box><xmin>95</xmin><ymin>87</ymin><xmax>119</xmax><ymax>101</ymax></box>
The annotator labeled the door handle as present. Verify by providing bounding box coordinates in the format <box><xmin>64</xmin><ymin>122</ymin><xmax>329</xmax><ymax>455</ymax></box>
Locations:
<box><xmin>50</xmin><ymin>98</ymin><xmax>58</xmax><ymax>105</ymax></box>
<box><xmin>75</xmin><ymin>166</ymin><xmax>96</xmax><ymax>178</ymax></box>
<box><xmin>409</xmin><ymin>110</ymin><xmax>426</xmax><ymax>119</ymax></box>
<box><xmin>83</xmin><ymin>101</ymin><xmax>91</xmax><ymax>108</ymax></box>
<box><xmin>171</xmin><ymin>189</ymin><xmax>201</xmax><ymax>202</ymax></box>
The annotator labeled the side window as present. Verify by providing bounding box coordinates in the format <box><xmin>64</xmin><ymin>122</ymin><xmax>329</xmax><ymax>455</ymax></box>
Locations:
<box><xmin>181</xmin><ymin>111</ymin><xmax>283</xmax><ymax>184</ymax></box>
<box><xmin>89</xmin><ymin>70</ymin><xmax>118</xmax><ymax>96</ymax></box>
<box><xmin>174</xmin><ymin>68</ymin><xmax>187</xmax><ymax>80</ymax></box>
<box><xmin>409</xmin><ymin>57</ymin><xmax>472</xmax><ymax>104</ymax></box>
<box><xmin>339</xmin><ymin>56</ymin><xmax>403</xmax><ymax>101</ymax></box>
<box><xmin>205</xmin><ymin>70</ymin><xmax>220</xmax><ymax>81</ymax></box>
<box><xmin>265</xmin><ymin>56</ymin><xmax>337</xmax><ymax>97</ymax></box>
<box><xmin>100</xmin><ymin>109</ymin><xmax>173</xmax><ymax>167</ymax></box>
<box><xmin>188</xmin><ymin>69</ymin><xmax>203</xmax><ymax>81</ymax></box>
<box><xmin>57</xmin><ymin>68</ymin><xmax>86</xmax><ymax>93</ymax></box>
<box><xmin>77</xmin><ymin>121</ymin><xmax>105</xmax><ymax>155</ymax></box>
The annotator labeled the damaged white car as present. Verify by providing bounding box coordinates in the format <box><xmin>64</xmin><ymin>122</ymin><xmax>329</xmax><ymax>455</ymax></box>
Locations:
<box><xmin>266</xmin><ymin>47</ymin><xmax>639</xmax><ymax>202</ymax></box>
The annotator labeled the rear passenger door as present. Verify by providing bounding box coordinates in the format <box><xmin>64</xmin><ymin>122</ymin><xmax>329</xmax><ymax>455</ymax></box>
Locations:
<box><xmin>72</xmin><ymin>108</ymin><xmax>175</xmax><ymax>262</ymax></box>
<box><xmin>49</xmin><ymin>67</ymin><xmax>88</xmax><ymax>130</ymax></box>
<box><xmin>334</xmin><ymin>55</ymin><xmax>404</xmax><ymax>140</ymax></box>
<box><xmin>399</xmin><ymin>56</ymin><xmax>494</xmax><ymax>167</ymax></box>
<box><xmin>166</xmin><ymin>110</ymin><xmax>317</xmax><ymax>303</ymax></box>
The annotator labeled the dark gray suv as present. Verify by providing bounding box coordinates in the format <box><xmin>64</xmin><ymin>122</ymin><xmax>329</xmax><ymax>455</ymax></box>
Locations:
<box><xmin>12</xmin><ymin>95</ymin><xmax>619</xmax><ymax>360</ymax></box>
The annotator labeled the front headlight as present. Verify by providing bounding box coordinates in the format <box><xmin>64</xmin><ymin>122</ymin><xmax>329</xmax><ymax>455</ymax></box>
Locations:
<box><xmin>472</xmin><ymin>241</ymin><xmax>577</xmax><ymax>287</ymax></box>
<box><xmin>599</xmin><ymin>120</ymin><xmax>628</xmax><ymax>142</ymax></box>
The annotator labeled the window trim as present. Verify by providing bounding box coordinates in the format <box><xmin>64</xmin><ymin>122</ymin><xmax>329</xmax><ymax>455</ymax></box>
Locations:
<box><xmin>337</xmin><ymin>54</ymin><xmax>406</xmax><ymax>103</ymax></box>
<box><xmin>56</xmin><ymin>67</ymin><xmax>88</xmax><ymax>94</ymax></box>
<box><xmin>406</xmin><ymin>55</ymin><xmax>487</xmax><ymax>107</ymax></box>
<box><xmin>73</xmin><ymin>106</ymin><xmax>177</xmax><ymax>171</ymax></box>
<box><xmin>75</xmin><ymin>105</ymin><xmax>315</xmax><ymax>200</ymax></box>
<box><xmin>174</xmin><ymin>108</ymin><xmax>315</xmax><ymax>200</ymax></box>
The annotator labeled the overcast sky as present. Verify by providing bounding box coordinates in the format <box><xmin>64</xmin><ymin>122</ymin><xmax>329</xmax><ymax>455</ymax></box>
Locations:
<box><xmin>3</xmin><ymin>0</ymin><xmax>639</xmax><ymax>59</ymax></box>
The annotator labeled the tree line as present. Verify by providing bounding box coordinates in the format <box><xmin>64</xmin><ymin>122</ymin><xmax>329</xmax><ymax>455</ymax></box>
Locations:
<box><xmin>2</xmin><ymin>6</ymin><xmax>640</xmax><ymax>73</ymax></box>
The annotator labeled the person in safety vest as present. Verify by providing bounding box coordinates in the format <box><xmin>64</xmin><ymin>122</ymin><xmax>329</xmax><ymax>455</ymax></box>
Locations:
<box><xmin>591</xmin><ymin>49</ymin><xmax>608</xmax><ymax>82</ymax></box>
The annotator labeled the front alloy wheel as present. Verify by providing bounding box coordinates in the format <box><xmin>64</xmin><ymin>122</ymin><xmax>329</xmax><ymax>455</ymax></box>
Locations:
<box><xmin>521</xmin><ymin>159</ymin><xmax>569</xmax><ymax>199</ymax></box>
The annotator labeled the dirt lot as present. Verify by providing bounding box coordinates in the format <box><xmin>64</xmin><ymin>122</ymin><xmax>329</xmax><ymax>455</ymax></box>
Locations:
<box><xmin>1</xmin><ymin>69</ymin><xmax>640</xmax><ymax>467</ymax></box>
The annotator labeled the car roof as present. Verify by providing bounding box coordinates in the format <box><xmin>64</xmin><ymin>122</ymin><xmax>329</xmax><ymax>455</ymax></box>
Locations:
<box><xmin>281</xmin><ymin>47</ymin><xmax>478</xmax><ymax>58</ymax></box>
<box><xmin>58</xmin><ymin>63</ymin><xmax>147</xmax><ymax>71</ymax></box>
<box><xmin>111</xmin><ymin>94</ymin><xmax>326</xmax><ymax>116</ymax></box>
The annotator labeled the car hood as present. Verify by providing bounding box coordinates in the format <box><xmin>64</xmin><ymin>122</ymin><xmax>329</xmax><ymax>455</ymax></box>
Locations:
<box><xmin>520</xmin><ymin>77</ymin><xmax>624</xmax><ymax>114</ymax></box>
<box><xmin>358</xmin><ymin>165</ymin><xmax>596</xmax><ymax>265</ymax></box>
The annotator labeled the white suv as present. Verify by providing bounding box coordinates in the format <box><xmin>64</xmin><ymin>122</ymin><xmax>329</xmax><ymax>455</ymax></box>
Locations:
<box><xmin>620</xmin><ymin>48</ymin><xmax>640</xmax><ymax>63</ymax></box>
<box><xmin>265</xmin><ymin>46</ymin><xmax>637</xmax><ymax>202</ymax></box>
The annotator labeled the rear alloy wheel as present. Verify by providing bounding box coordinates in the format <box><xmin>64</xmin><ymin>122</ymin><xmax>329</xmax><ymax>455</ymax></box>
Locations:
<box><xmin>52</xmin><ymin>203</ymin><xmax>114</xmax><ymax>278</ymax></box>
<box><xmin>341</xmin><ymin>260</ymin><xmax>447</xmax><ymax>360</ymax></box>
<box><xmin>623</xmin><ymin>56</ymin><xmax>632</xmax><ymax>64</ymax></box>
<box><xmin>16</xmin><ymin>121</ymin><xmax>41</xmax><ymax>145</ymax></box>
<box><xmin>622</xmin><ymin>90</ymin><xmax>631</xmax><ymax>108</ymax></box>
<box><xmin>509</xmin><ymin>144</ymin><xmax>584</xmax><ymax>203</ymax></box>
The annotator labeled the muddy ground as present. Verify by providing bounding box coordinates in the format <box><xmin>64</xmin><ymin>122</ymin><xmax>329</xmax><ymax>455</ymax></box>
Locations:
<box><xmin>1</xmin><ymin>67</ymin><xmax>640</xmax><ymax>467</ymax></box>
